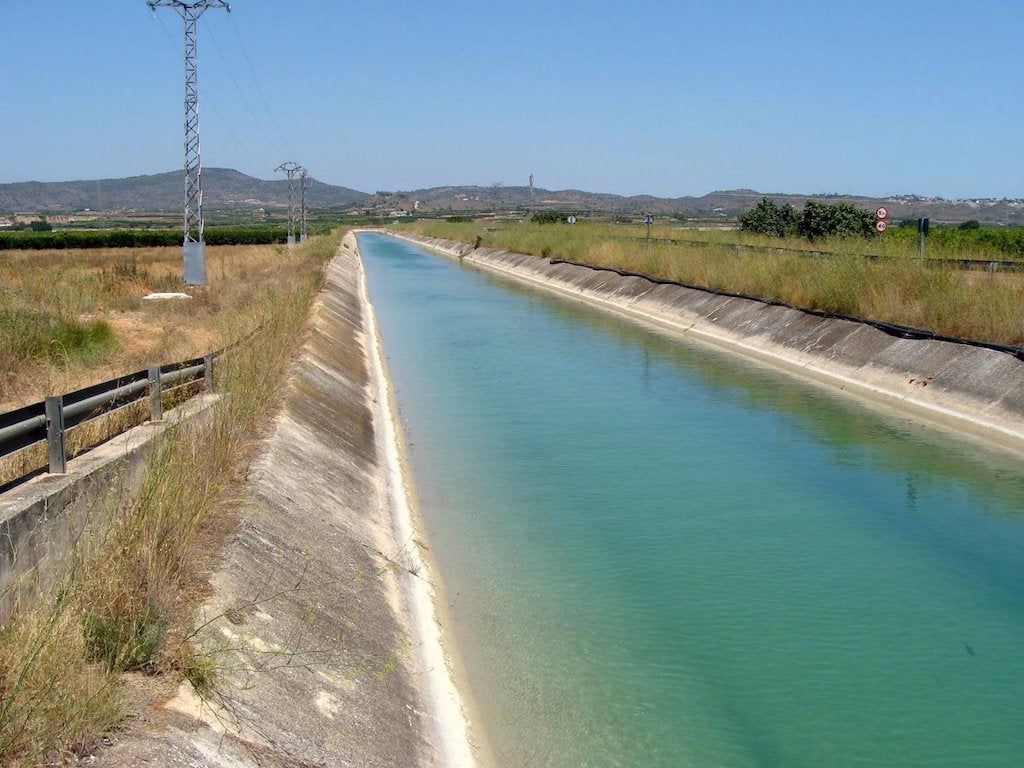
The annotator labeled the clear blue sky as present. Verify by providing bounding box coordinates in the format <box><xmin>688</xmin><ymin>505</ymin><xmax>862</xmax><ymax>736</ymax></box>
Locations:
<box><xmin>1</xmin><ymin>1</ymin><xmax>1021</xmax><ymax>199</ymax></box>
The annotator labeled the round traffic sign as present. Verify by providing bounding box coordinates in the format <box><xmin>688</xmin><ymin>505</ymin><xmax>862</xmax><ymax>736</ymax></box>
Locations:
<box><xmin>875</xmin><ymin>206</ymin><xmax>889</xmax><ymax>220</ymax></box>
<box><xmin>567</xmin><ymin>215</ymin><xmax>577</xmax><ymax>224</ymax></box>
<box><xmin>875</xmin><ymin>219</ymin><xmax>889</xmax><ymax>233</ymax></box>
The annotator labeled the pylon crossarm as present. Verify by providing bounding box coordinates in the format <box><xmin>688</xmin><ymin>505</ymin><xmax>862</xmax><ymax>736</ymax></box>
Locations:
<box><xmin>148</xmin><ymin>1</ymin><xmax>230</xmax><ymax>11</ymax></box>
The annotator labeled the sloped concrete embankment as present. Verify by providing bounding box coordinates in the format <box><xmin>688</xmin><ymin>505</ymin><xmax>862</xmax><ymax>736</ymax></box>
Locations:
<box><xmin>96</xmin><ymin>236</ymin><xmax>475</xmax><ymax>767</ymax></box>
<box><xmin>393</xmin><ymin>232</ymin><xmax>1024</xmax><ymax>450</ymax></box>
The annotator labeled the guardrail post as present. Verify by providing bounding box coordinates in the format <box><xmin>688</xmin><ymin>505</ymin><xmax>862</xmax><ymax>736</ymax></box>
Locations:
<box><xmin>148</xmin><ymin>366</ymin><xmax>163</xmax><ymax>421</ymax></box>
<box><xmin>45</xmin><ymin>396</ymin><xmax>66</xmax><ymax>474</ymax></box>
<box><xmin>204</xmin><ymin>355</ymin><xmax>214</xmax><ymax>390</ymax></box>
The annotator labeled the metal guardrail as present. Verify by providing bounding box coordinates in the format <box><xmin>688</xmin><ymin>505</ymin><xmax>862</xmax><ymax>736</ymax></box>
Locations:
<box><xmin>0</xmin><ymin>355</ymin><xmax>215</xmax><ymax>486</ymax></box>
<box><xmin>0</xmin><ymin>322</ymin><xmax>264</xmax><ymax>490</ymax></box>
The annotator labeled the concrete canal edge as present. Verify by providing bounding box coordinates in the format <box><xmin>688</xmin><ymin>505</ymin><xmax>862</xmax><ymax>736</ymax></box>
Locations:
<box><xmin>391</xmin><ymin>231</ymin><xmax>1024</xmax><ymax>453</ymax></box>
<box><xmin>88</xmin><ymin>234</ymin><xmax>480</xmax><ymax>767</ymax></box>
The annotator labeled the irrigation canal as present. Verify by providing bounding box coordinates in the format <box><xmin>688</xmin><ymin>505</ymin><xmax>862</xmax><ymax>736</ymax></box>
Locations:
<box><xmin>358</xmin><ymin>232</ymin><xmax>1024</xmax><ymax>768</ymax></box>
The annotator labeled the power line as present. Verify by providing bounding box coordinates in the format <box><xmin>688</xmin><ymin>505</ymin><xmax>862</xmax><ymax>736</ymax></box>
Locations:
<box><xmin>153</xmin><ymin>12</ymin><xmax>263</xmax><ymax>168</ymax></box>
<box><xmin>151</xmin><ymin>7</ymin><xmax>180</xmax><ymax>53</ymax></box>
<box><xmin>203</xmin><ymin>17</ymin><xmax>285</xmax><ymax>160</ymax></box>
<box><xmin>199</xmin><ymin>86</ymin><xmax>263</xmax><ymax>162</ymax></box>
<box><xmin>229</xmin><ymin>13</ymin><xmax>294</xmax><ymax>160</ymax></box>
<box><xmin>158</xmin><ymin>10</ymin><xmax>301</xmax><ymax>187</ymax></box>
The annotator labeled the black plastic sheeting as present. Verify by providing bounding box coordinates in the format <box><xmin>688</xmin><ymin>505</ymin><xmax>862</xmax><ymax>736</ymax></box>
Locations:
<box><xmin>548</xmin><ymin>257</ymin><xmax>1024</xmax><ymax>363</ymax></box>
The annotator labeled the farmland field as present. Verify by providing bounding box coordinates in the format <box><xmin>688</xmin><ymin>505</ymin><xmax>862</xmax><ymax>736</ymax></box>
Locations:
<box><xmin>0</xmin><ymin>242</ymin><xmax>324</xmax><ymax>410</ymax></box>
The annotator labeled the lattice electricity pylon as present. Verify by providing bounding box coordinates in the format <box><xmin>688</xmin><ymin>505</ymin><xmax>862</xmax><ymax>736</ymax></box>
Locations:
<box><xmin>299</xmin><ymin>168</ymin><xmax>310</xmax><ymax>242</ymax></box>
<box><xmin>274</xmin><ymin>162</ymin><xmax>302</xmax><ymax>245</ymax></box>
<box><xmin>148</xmin><ymin>0</ymin><xmax>231</xmax><ymax>285</ymax></box>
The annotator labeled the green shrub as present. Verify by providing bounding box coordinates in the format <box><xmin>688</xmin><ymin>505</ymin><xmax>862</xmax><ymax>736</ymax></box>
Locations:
<box><xmin>531</xmin><ymin>210</ymin><xmax>569</xmax><ymax>224</ymax></box>
<box><xmin>738</xmin><ymin>198</ymin><xmax>798</xmax><ymax>237</ymax></box>
<box><xmin>83</xmin><ymin>609</ymin><xmax>166</xmax><ymax>672</ymax></box>
<box><xmin>0</xmin><ymin>310</ymin><xmax>118</xmax><ymax>364</ymax></box>
<box><xmin>740</xmin><ymin>198</ymin><xmax>875</xmax><ymax>240</ymax></box>
<box><xmin>797</xmin><ymin>201</ymin><xmax>876</xmax><ymax>240</ymax></box>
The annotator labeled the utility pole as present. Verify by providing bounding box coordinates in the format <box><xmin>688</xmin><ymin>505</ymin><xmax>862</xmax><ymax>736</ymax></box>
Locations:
<box><xmin>147</xmin><ymin>0</ymin><xmax>230</xmax><ymax>286</ymax></box>
<box><xmin>299</xmin><ymin>168</ymin><xmax>310</xmax><ymax>242</ymax></box>
<box><xmin>274</xmin><ymin>162</ymin><xmax>301</xmax><ymax>245</ymax></box>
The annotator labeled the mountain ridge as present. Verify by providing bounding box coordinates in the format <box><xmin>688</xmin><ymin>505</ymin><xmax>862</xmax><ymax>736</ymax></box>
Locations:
<box><xmin>0</xmin><ymin>168</ymin><xmax>366</xmax><ymax>214</ymax></box>
<box><xmin>1</xmin><ymin>170</ymin><xmax>1021</xmax><ymax>224</ymax></box>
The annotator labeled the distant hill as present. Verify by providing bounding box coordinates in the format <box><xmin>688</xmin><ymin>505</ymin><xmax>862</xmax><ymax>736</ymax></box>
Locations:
<box><xmin>391</xmin><ymin>185</ymin><xmax>1024</xmax><ymax>225</ymax></box>
<box><xmin>2</xmin><ymin>170</ymin><xmax>1022</xmax><ymax>225</ymax></box>
<box><xmin>0</xmin><ymin>168</ymin><xmax>368</xmax><ymax>214</ymax></box>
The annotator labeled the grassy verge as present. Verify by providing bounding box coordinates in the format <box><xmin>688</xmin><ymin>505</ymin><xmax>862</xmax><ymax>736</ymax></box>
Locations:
<box><xmin>393</xmin><ymin>220</ymin><xmax>1024</xmax><ymax>346</ymax></box>
<box><xmin>0</xmin><ymin>242</ymin><xmax>326</xmax><ymax>411</ymax></box>
<box><xmin>0</xmin><ymin>232</ymin><xmax>342</xmax><ymax>766</ymax></box>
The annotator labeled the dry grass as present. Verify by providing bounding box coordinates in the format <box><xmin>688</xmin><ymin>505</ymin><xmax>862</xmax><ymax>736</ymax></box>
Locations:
<box><xmin>0</xmin><ymin>232</ymin><xmax>341</xmax><ymax>766</ymax></box>
<box><xmin>0</xmin><ymin>243</ymin><xmax>314</xmax><ymax>411</ymax></box>
<box><xmin>395</xmin><ymin>220</ymin><xmax>1024</xmax><ymax>346</ymax></box>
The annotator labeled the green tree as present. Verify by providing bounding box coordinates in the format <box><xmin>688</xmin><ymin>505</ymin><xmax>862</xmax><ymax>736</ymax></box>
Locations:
<box><xmin>958</xmin><ymin>219</ymin><xmax>981</xmax><ymax>230</ymax></box>
<box><xmin>796</xmin><ymin>201</ymin><xmax>875</xmax><ymax>240</ymax></box>
<box><xmin>737</xmin><ymin>198</ymin><xmax>798</xmax><ymax>237</ymax></box>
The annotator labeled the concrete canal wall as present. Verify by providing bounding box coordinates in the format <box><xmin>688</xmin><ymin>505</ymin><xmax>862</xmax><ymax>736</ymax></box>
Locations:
<box><xmin>124</xmin><ymin>233</ymin><xmax>475</xmax><ymax>767</ymax></box>
<box><xmin>392</xmin><ymin>232</ymin><xmax>1024</xmax><ymax>452</ymax></box>
<box><xmin>8</xmin><ymin>235</ymin><xmax>480</xmax><ymax>768</ymax></box>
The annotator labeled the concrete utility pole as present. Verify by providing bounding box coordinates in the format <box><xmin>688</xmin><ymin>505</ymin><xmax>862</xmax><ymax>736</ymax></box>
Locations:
<box><xmin>274</xmin><ymin>162</ymin><xmax>302</xmax><ymax>245</ymax></box>
<box><xmin>299</xmin><ymin>168</ymin><xmax>310</xmax><ymax>242</ymax></box>
<box><xmin>147</xmin><ymin>0</ymin><xmax>231</xmax><ymax>286</ymax></box>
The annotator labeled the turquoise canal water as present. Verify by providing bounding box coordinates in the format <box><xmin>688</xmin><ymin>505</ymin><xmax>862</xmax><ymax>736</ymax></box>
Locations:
<box><xmin>358</xmin><ymin>233</ymin><xmax>1024</xmax><ymax>768</ymax></box>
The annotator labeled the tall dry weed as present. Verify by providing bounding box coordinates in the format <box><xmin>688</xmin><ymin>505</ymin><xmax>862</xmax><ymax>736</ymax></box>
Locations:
<box><xmin>0</xmin><ymin>231</ymin><xmax>340</xmax><ymax>765</ymax></box>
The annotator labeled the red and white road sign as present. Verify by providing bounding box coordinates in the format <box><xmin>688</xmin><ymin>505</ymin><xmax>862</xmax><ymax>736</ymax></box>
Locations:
<box><xmin>875</xmin><ymin>219</ymin><xmax>889</xmax><ymax>233</ymax></box>
<box><xmin>875</xmin><ymin>206</ymin><xmax>889</xmax><ymax>220</ymax></box>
